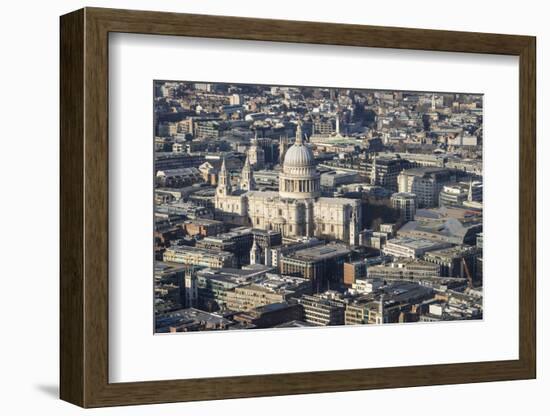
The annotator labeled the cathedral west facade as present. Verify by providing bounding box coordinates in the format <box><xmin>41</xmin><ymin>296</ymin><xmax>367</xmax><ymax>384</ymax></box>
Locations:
<box><xmin>214</xmin><ymin>124</ymin><xmax>361</xmax><ymax>245</ymax></box>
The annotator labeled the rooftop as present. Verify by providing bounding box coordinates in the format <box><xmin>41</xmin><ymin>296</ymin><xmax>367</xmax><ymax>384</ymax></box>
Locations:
<box><xmin>398</xmin><ymin>216</ymin><xmax>481</xmax><ymax>241</ymax></box>
<box><xmin>202</xmin><ymin>227</ymin><xmax>252</xmax><ymax>242</ymax></box>
<box><xmin>166</xmin><ymin>245</ymin><xmax>234</xmax><ymax>258</ymax></box>
<box><xmin>156</xmin><ymin>167</ymin><xmax>201</xmax><ymax>177</ymax></box>
<box><xmin>316</xmin><ymin>196</ymin><xmax>360</xmax><ymax>206</ymax></box>
<box><xmin>154</xmin><ymin>261</ymin><xmax>188</xmax><ymax>274</ymax></box>
<box><xmin>385</xmin><ymin>237</ymin><xmax>449</xmax><ymax>250</ymax></box>
<box><xmin>401</xmin><ymin>166</ymin><xmax>450</xmax><ymax>177</ymax></box>
<box><xmin>275</xmin><ymin>320</ymin><xmax>316</xmax><ymax>328</ymax></box>
<box><xmin>198</xmin><ymin>267</ymin><xmax>265</xmax><ymax>279</ymax></box>
<box><xmin>391</xmin><ymin>192</ymin><xmax>417</xmax><ymax>199</ymax></box>
<box><xmin>291</xmin><ymin>243</ymin><xmax>351</xmax><ymax>261</ymax></box>
<box><xmin>251</xmin><ymin>228</ymin><xmax>282</xmax><ymax>237</ymax></box>
<box><xmin>424</xmin><ymin>245</ymin><xmax>479</xmax><ymax>259</ymax></box>
<box><xmin>155</xmin><ymin>308</ymin><xmax>232</xmax><ymax>330</ymax></box>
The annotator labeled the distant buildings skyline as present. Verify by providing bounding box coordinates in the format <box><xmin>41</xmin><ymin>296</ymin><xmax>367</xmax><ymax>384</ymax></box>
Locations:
<box><xmin>154</xmin><ymin>81</ymin><xmax>483</xmax><ymax>332</ymax></box>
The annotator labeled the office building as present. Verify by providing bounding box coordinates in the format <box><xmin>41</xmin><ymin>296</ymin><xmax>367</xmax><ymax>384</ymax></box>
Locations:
<box><xmin>298</xmin><ymin>292</ymin><xmax>346</xmax><ymax>326</ymax></box>
<box><xmin>280</xmin><ymin>243</ymin><xmax>352</xmax><ymax>290</ymax></box>
<box><xmin>367</xmin><ymin>156</ymin><xmax>413</xmax><ymax>192</ymax></box>
<box><xmin>196</xmin><ymin>227</ymin><xmax>253</xmax><ymax>266</ymax></box>
<box><xmin>391</xmin><ymin>192</ymin><xmax>417</xmax><ymax>222</ymax></box>
<box><xmin>232</xmin><ymin>302</ymin><xmax>304</xmax><ymax>329</ymax></box>
<box><xmin>163</xmin><ymin>245</ymin><xmax>235</xmax><ymax>268</ymax></box>
<box><xmin>397</xmin><ymin>167</ymin><xmax>465</xmax><ymax>208</ymax></box>
<box><xmin>382</xmin><ymin>237</ymin><xmax>452</xmax><ymax>259</ymax></box>
<box><xmin>155</xmin><ymin>308</ymin><xmax>233</xmax><ymax>332</ymax></box>
<box><xmin>343</xmin><ymin>260</ymin><xmax>367</xmax><ymax>288</ymax></box>
<box><xmin>225</xmin><ymin>274</ymin><xmax>311</xmax><ymax>311</ymax></box>
<box><xmin>423</xmin><ymin>245</ymin><xmax>481</xmax><ymax>282</ymax></box>
<box><xmin>154</xmin><ymin>153</ymin><xmax>206</xmax><ymax>173</ymax></box>
<box><xmin>367</xmin><ymin>259</ymin><xmax>441</xmax><ymax>280</ymax></box>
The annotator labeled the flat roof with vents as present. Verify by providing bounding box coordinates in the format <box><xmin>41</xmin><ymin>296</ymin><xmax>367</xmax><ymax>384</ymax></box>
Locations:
<box><xmin>291</xmin><ymin>243</ymin><xmax>351</xmax><ymax>260</ymax></box>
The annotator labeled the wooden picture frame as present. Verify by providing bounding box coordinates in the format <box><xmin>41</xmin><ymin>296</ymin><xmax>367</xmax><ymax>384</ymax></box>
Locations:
<box><xmin>60</xmin><ymin>7</ymin><xmax>536</xmax><ymax>408</ymax></box>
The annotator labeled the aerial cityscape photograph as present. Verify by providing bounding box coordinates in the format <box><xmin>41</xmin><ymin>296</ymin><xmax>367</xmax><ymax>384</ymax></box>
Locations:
<box><xmin>153</xmin><ymin>81</ymin><xmax>483</xmax><ymax>333</ymax></box>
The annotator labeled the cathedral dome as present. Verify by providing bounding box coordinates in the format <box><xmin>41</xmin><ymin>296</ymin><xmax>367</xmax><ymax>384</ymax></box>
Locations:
<box><xmin>279</xmin><ymin>122</ymin><xmax>321</xmax><ymax>200</ymax></box>
<box><xmin>283</xmin><ymin>143</ymin><xmax>315</xmax><ymax>168</ymax></box>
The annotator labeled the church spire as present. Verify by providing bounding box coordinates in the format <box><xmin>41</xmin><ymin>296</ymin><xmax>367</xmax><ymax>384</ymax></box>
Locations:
<box><xmin>249</xmin><ymin>238</ymin><xmax>261</xmax><ymax>265</ymax></box>
<box><xmin>217</xmin><ymin>156</ymin><xmax>231</xmax><ymax>196</ymax></box>
<box><xmin>240</xmin><ymin>154</ymin><xmax>255</xmax><ymax>191</ymax></box>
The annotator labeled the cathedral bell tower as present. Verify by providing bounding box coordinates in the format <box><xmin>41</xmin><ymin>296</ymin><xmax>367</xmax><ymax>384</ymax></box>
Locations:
<box><xmin>217</xmin><ymin>157</ymin><xmax>231</xmax><ymax>197</ymax></box>
<box><xmin>240</xmin><ymin>154</ymin><xmax>255</xmax><ymax>191</ymax></box>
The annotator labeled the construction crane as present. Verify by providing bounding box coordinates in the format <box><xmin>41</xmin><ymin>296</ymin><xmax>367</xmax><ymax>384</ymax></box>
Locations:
<box><xmin>461</xmin><ymin>257</ymin><xmax>474</xmax><ymax>289</ymax></box>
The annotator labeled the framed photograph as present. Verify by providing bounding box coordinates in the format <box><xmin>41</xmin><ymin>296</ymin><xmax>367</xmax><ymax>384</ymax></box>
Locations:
<box><xmin>60</xmin><ymin>7</ymin><xmax>536</xmax><ymax>408</ymax></box>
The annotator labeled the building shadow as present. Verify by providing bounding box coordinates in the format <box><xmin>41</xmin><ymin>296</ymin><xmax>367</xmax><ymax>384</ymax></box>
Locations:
<box><xmin>35</xmin><ymin>384</ymin><xmax>59</xmax><ymax>399</ymax></box>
